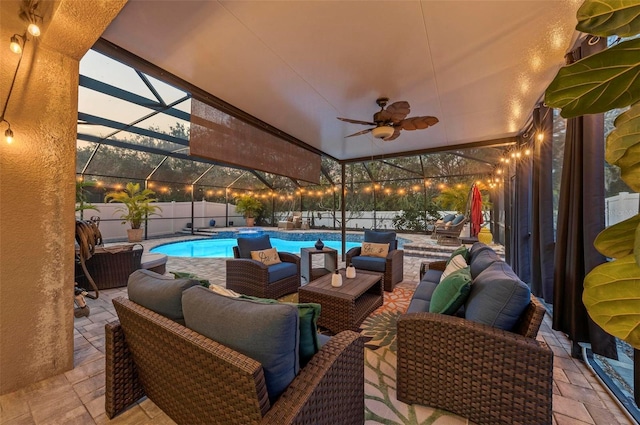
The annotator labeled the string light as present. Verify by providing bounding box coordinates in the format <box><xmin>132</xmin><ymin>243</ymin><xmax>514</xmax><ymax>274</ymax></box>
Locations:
<box><xmin>9</xmin><ymin>34</ymin><xmax>24</xmax><ymax>54</ymax></box>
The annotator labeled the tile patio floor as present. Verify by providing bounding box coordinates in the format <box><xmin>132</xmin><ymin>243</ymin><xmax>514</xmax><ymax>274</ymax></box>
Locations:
<box><xmin>0</xmin><ymin>231</ymin><xmax>636</xmax><ymax>424</ymax></box>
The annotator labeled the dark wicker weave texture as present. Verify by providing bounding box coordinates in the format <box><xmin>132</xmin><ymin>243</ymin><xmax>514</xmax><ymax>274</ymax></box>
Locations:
<box><xmin>299</xmin><ymin>270</ymin><xmax>383</xmax><ymax>334</ymax></box>
<box><xmin>226</xmin><ymin>249</ymin><xmax>301</xmax><ymax>299</ymax></box>
<box><xmin>397</xmin><ymin>295</ymin><xmax>553</xmax><ymax>425</ymax></box>
<box><xmin>76</xmin><ymin>246</ymin><xmax>143</xmax><ymax>290</ymax></box>
<box><xmin>106</xmin><ymin>297</ymin><xmax>364</xmax><ymax>424</ymax></box>
<box><xmin>346</xmin><ymin>246</ymin><xmax>404</xmax><ymax>292</ymax></box>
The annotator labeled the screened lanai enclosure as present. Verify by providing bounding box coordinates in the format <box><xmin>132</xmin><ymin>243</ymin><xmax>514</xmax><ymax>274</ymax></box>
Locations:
<box><xmin>77</xmin><ymin>47</ymin><xmax>516</xmax><ymax>243</ymax></box>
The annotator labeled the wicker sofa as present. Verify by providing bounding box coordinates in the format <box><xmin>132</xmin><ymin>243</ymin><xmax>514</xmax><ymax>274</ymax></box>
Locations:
<box><xmin>105</xmin><ymin>272</ymin><xmax>364</xmax><ymax>425</ymax></box>
<box><xmin>397</xmin><ymin>243</ymin><xmax>553</xmax><ymax>425</ymax></box>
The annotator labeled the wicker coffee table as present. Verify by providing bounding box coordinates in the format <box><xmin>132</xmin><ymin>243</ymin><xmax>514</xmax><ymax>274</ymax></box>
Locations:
<box><xmin>299</xmin><ymin>269</ymin><xmax>383</xmax><ymax>334</ymax></box>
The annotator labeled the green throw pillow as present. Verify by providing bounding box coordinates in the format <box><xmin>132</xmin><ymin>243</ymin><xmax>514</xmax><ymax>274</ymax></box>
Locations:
<box><xmin>170</xmin><ymin>271</ymin><xmax>210</xmax><ymax>287</ymax></box>
<box><xmin>240</xmin><ymin>295</ymin><xmax>322</xmax><ymax>367</ymax></box>
<box><xmin>447</xmin><ymin>245</ymin><xmax>470</xmax><ymax>265</ymax></box>
<box><xmin>429</xmin><ymin>266</ymin><xmax>472</xmax><ymax>315</ymax></box>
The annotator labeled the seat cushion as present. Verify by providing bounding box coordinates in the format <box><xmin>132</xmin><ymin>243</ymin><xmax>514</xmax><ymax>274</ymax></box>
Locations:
<box><xmin>469</xmin><ymin>248</ymin><xmax>502</xmax><ymax>279</ymax></box>
<box><xmin>268</xmin><ymin>261</ymin><xmax>298</xmax><ymax>283</ymax></box>
<box><xmin>351</xmin><ymin>256</ymin><xmax>386</xmax><ymax>272</ymax></box>
<box><xmin>441</xmin><ymin>213</ymin><xmax>456</xmax><ymax>223</ymax></box>
<box><xmin>182</xmin><ymin>286</ymin><xmax>299</xmax><ymax>403</ymax></box>
<box><xmin>237</xmin><ymin>235</ymin><xmax>272</xmax><ymax>258</ymax></box>
<box><xmin>429</xmin><ymin>267</ymin><xmax>472</xmax><ymax>315</ymax></box>
<box><xmin>420</xmin><ymin>269</ymin><xmax>443</xmax><ymax>285</ymax></box>
<box><xmin>407</xmin><ymin>298</ymin><xmax>432</xmax><ymax>313</ymax></box>
<box><xmin>464</xmin><ymin>261</ymin><xmax>531</xmax><ymax>331</ymax></box>
<box><xmin>451</xmin><ymin>214</ymin><xmax>465</xmax><ymax>225</ymax></box>
<box><xmin>127</xmin><ymin>269</ymin><xmax>199</xmax><ymax>324</ymax></box>
<box><xmin>412</xmin><ymin>280</ymin><xmax>438</xmax><ymax>302</ymax></box>
<box><xmin>364</xmin><ymin>230</ymin><xmax>397</xmax><ymax>251</ymax></box>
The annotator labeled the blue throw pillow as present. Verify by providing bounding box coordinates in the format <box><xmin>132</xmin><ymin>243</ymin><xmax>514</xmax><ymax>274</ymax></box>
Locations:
<box><xmin>127</xmin><ymin>269</ymin><xmax>199</xmax><ymax>324</ymax></box>
<box><xmin>441</xmin><ymin>213</ymin><xmax>456</xmax><ymax>223</ymax></box>
<box><xmin>464</xmin><ymin>262</ymin><xmax>531</xmax><ymax>331</ymax></box>
<box><xmin>451</xmin><ymin>214</ymin><xmax>465</xmax><ymax>225</ymax></box>
<box><xmin>182</xmin><ymin>286</ymin><xmax>299</xmax><ymax>403</ymax></box>
<box><xmin>239</xmin><ymin>295</ymin><xmax>321</xmax><ymax>368</ymax></box>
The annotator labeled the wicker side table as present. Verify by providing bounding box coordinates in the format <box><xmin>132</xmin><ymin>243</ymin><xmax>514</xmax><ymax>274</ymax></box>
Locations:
<box><xmin>299</xmin><ymin>269</ymin><xmax>383</xmax><ymax>334</ymax></box>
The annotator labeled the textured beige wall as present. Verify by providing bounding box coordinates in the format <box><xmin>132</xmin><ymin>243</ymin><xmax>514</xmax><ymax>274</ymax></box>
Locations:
<box><xmin>0</xmin><ymin>0</ymin><xmax>127</xmax><ymax>395</ymax></box>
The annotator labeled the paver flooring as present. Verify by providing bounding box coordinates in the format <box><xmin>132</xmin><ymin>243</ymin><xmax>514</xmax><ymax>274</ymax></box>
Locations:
<box><xmin>0</xmin><ymin>231</ymin><xmax>635</xmax><ymax>424</ymax></box>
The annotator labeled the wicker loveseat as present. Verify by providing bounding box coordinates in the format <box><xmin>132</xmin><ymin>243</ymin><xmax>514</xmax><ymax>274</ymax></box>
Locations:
<box><xmin>105</xmin><ymin>274</ymin><xmax>364</xmax><ymax>424</ymax></box>
<box><xmin>397</xmin><ymin>243</ymin><xmax>553</xmax><ymax>425</ymax></box>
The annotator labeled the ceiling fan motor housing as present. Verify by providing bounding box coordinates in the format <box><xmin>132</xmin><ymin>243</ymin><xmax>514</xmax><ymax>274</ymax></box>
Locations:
<box><xmin>372</xmin><ymin>126</ymin><xmax>395</xmax><ymax>139</ymax></box>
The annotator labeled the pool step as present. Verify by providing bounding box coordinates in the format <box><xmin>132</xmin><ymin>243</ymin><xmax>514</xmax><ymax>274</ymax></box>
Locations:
<box><xmin>179</xmin><ymin>227</ymin><xmax>219</xmax><ymax>236</ymax></box>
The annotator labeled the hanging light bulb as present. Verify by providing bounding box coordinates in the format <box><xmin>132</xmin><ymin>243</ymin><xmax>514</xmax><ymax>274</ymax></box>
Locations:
<box><xmin>27</xmin><ymin>23</ymin><xmax>40</xmax><ymax>37</ymax></box>
<box><xmin>9</xmin><ymin>34</ymin><xmax>23</xmax><ymax>54</ymax></box>
<box><xmin>524</xmin><ymin>148</ymin><xmax>531</xmax><ymax>156</ymax></box>
<box><xmin>537</xmin><ymin>132</ymin><xmax>544</xmax><ymax>142</ymax></box>
<box><xmin>5</xmin><ymin>127</ymin><xmax>14</xmax><ymax>144</ymax></box>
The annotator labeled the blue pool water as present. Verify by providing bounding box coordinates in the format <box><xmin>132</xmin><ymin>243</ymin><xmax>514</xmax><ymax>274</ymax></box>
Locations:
<box><xmin>151</xmin><ymin>238</ymin><xmax>361</xmax><ymax>258</ymax></box>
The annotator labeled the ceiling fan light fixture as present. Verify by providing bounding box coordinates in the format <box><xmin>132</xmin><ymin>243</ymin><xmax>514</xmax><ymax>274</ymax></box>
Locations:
<box><xmin>372</xmin><ymin>125</ymin><xmax>394</xmax><ymax>139</ymax></box>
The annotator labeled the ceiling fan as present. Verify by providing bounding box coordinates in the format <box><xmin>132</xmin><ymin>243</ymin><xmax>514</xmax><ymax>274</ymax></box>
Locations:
<box><xmin>337</xmin><ymin>97</ymin><xmax>438</xmax><ymax>141</ymax></box>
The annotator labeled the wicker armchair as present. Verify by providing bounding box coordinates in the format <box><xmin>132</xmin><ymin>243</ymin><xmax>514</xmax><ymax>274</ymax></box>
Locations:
<box><xmin>226</xmin><ymin>235</ymin><xmax>300</xmax><ymax>298</ymax></box>
<box><xmin>346</xmin><ymin>230</ymin><xmax>403</xmax><ymax>291</ymax></box>
<box><xmin>106</xmin><ymin>297</ymin><xmax>364</xmax><ymax>424</ymax></box>
<box><xmin>396</xmin><ymin>295</ymin><xmax>553</xmax><ymax>425</ymax></box>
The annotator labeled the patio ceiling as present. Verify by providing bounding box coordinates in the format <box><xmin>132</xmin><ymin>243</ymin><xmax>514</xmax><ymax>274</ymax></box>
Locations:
<box><xmin>101</xmin><ymin>1</ymin><xmax>582</xmax><ymax>162</ymax></box>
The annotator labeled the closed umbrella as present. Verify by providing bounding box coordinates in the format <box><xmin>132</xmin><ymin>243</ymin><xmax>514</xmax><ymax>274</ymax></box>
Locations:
<box><xmin>471</xmin><ymin>184</ymin><xmax>484</xmax><ymax>237</ymax></box>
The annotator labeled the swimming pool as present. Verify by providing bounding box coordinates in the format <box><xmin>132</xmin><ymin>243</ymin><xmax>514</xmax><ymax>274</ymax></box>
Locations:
<box><xmin>151</xmin><ymin>238</ymin><xmax>361</xmax><ymax>258</ymax></box>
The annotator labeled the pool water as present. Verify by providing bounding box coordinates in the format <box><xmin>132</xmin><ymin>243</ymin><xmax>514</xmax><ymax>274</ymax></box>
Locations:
<box><xmin>151</xmin><ymin>238</ymin><xmax>360</xmax><ymax>258</ymax></box>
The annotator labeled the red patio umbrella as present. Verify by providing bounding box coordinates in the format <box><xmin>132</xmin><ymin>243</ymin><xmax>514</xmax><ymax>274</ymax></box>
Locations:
<box><xmin>471</xmin><ymin>184</ymin><xmax>484</xmax><ymax>237</ymax></box>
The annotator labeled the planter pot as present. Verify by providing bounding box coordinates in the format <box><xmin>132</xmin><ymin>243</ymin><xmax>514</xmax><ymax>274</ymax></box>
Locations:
<box><xmin>127</xmin><ymin>228</ymin><xmax>144</xmax><ymax>242</ymax></box>
<box><xmin>246</xmin><ymin>217</ymin><xmax>255</xmax><ymax>227</ymax></box>
<box><xmin>477</xmin><ymin>227</ymin><xmax>493</xmax><ymax>245</ymax></box>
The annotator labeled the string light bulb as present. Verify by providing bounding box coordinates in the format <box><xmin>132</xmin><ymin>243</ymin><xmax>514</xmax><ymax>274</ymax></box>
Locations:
<box><xmin>5</xmin><ymin>127</ymin><xmax>14</xmax><ymax>144</ymax></box>
<box><xmin>27</xmin><ymin>23</ymin><xmax>40</xmax><ymax>37</ymax></box>
<box><xmin>536</xmin><ymin>132</ymin><xmax>544</xmax><ymax>142</ymax></box>
<box><xmin>9</xmin><ymin>34</ymin><xmax>23</xmax><ymax>54</ymax></box>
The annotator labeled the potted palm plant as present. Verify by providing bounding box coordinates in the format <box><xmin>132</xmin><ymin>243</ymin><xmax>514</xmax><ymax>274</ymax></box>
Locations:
<box><xmin>234</xmin><ymin>194</ymin><xmax>263</xmax><ymax>227</ymax></box>
<box><xmin>105</xmin><ymin>182</ymin><xmax>161</xmax><ymax>242</ymax></box>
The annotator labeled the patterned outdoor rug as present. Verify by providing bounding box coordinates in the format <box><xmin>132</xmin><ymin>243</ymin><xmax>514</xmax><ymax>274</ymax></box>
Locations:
<box><xmin>359</xmin><ymin>281</ymin><xmax>468</xmax><ymax>425</ymax></box>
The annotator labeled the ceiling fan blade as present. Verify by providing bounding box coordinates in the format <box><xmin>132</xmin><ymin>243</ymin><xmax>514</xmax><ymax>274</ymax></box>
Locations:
<box><xmin>345</xmin><ymin>128</ymin><xmax>374</xmax><ymax>138</ymax></box>
<box><xmin>381</xmin><ymin>101</ymin><xmax>411</xmax><ymax>123</ymax></box>
<box><xmin>399</xmin><ymin>116</ymin><xmax>439</xmax><ymax>131</ymax></box>
<box><xmin>384</xmin><ymin>128</ymin><xmax>402</xmax><ymax>141</ymax></box>
<box><xmin>337</xmin><ymin>117</ymin><xmax>376</xmax><ymax>126</ymax></box>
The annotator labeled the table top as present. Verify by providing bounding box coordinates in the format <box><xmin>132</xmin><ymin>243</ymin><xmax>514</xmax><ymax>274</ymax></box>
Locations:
<box><xmin>300</xmin><ymin>247</ymin><xmax>338</xmax><ymax>254</ymax></box>
<box><xmin>300</xmin><ymin>269</ymin><xmax>381</xmax><ymax>299</ymax></box>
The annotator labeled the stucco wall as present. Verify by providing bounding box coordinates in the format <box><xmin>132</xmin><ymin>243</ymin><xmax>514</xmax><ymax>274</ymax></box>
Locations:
<box><xmin>0</xmin><ymin>0</ymin><xmax>127</xmax><ymax>395</ymax></box>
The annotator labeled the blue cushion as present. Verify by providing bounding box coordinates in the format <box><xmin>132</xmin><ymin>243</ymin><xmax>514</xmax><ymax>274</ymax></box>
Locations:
<box><xmin>420</xmin><ymin>269</ymin><xmax>443</xmax><ymax>285</ymax></box>
<box><xmin>351</xmin><ymin>256</ymin><xmax>386</xmax><ymax>272</ymax></box>
<box><xmin>182</xmin><ymin>286</ymin><xmax>299</xmax><ymax>403</ymax></box>
<box><xmin>317</xmin><ymin>333</ymin><xmax>331</xmax><ymax>348</ymax></box>
<box><xmin>469</xmin><ymin>248</ymin><xmax>502</xmax><ymax>278</ymax></box>
<box><xmin>127</xmin><ymin>269</ymin><xmax>199</xmax><ymax>324</ymax></box>
<box><xmin>464</xmin><ymin>262</ymin><xmax>531</xmax><ymax>331</ymax></box>
<box><xmin>469</xmin><ymin>242</ymin><xmax>492</xmax><ymax>260</ymax></box>
<box><xmin>413</xmin><ymin>280</ymin><xmax>438</xmax><ymax>302</ymax></box>
<box><xmin>364</xmin><ymin>230</ymin><xmax>397</xmax><ymax>251</ymax></box>
<box><xmin>407</xmin><ymin>298</ymin><xmax>431</xmax><ymax>313</ymax></box>
<box><xmin>451</xmin><ymin>214</ymin><xmax>465</xmax><ymax>225</ymax></box>
<box><xmin>239</xmin><ymin>295</ymin><xmax>321</xmax><ymax>367</ymax></box>
<box><xmin>268</xmin><ymin>261</ymin><xmax>297</xmax><ymax>283</ymax></box>
<box><xmin>237</xmin><ymin>235</ymin><xmax>272</xmax><ymax>258</ymax></box>
<box><xmin>441</xmin><ymin>213</ymin><xmax>456</xmax><ymax>223</ymax></box>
